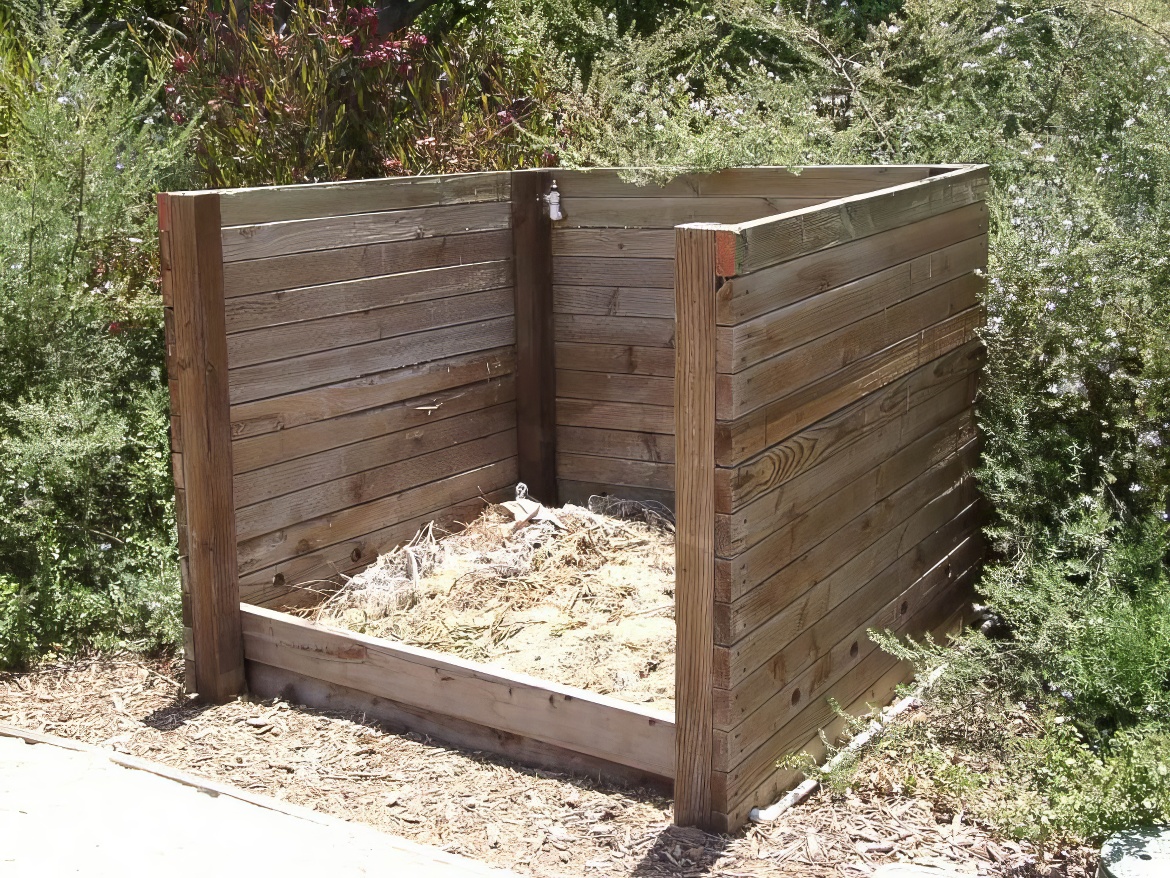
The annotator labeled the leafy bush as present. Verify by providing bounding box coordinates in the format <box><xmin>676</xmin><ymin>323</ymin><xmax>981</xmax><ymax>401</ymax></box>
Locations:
<box><xmin>164</xmin><ymin>0</ymin><xmax>566</xmax><ymax>185</ymax></box>
<box><xmin>0</xmin><ymin>7</ymin><xmax>189</xmax><ymax>667</ymax></box>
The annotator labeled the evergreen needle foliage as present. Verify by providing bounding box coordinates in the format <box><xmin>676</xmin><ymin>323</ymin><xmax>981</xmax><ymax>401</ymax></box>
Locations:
<box><xmin>0</xmin><ymin>3</ymin><xmax>190</xmax><ymax>666</ymax></box>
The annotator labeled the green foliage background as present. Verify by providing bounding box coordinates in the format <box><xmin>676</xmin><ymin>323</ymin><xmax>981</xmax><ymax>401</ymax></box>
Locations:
<box><xmin>2</xmin><ymin>0</ymin><xmax>1169</xmax><ymax>842</ymax></box>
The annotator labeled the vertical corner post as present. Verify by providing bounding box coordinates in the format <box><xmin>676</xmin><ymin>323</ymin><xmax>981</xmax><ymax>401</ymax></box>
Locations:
<box><xmin>673</xmin><ymin>225</ymin><xmax>720</xmax><ymax>828</ymax></box>
<box><xmin>510</xmin><ymin>170</ymin><xmax>557</xmax><ymax>504</ymax></box>
<box><xmin>165</xmin><ymin>191</ymin><xmax>245</xmax><ymax>703</ymax></box>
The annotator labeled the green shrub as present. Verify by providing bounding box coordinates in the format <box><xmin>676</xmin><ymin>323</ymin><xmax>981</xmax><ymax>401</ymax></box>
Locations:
<box><xmin>164</xmin><ymin>0</ymin><xmax>566</xmax><ymax>186</ymax></box>
<box><xmin>0</xmin><ymin>5</ymin><xmax>188</xmax><ymax>667</ymax></box>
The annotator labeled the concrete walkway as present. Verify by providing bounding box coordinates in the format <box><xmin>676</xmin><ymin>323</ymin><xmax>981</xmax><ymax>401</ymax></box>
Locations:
<box><xmin>0</xmin><ymin>725</ymin><xmax>519</xmax><ymax>877</ymax></box>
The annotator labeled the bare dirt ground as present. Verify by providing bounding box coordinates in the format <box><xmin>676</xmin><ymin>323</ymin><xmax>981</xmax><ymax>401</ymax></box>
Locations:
<box><xmin>0</xmin><ymin>655</ymin><xmax>1097</xmax><ymax>877</ymax></box>
<box><xmin>311</xmin><ymin>500</ymin><xmax>676</xmax><ymax>710</ymax></box>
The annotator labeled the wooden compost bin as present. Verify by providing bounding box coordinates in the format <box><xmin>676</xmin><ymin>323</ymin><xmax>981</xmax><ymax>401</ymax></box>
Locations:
<box><xmin>159</xmin><ymin>164</ymin><xmax>989</xmax><ymax>832</ymax></box>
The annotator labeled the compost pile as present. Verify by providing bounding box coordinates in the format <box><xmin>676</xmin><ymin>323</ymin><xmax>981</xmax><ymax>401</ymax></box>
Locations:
<box><xmin>312</xmin><ymin>494</ymin><xmax>677</xmax><ymax>710</ymax></box>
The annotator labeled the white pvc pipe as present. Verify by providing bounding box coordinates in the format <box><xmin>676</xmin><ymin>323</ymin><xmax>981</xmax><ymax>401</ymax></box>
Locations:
<box><xmin>749</xmin><ymin>667</ymin><xmax>944</xmax><ymax>823</ymax></box>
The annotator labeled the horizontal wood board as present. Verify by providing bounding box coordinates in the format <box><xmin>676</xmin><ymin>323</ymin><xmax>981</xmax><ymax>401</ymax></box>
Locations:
<box><xmin>241</xmin><ymin>605</ymin><xmax>675</xmax><ymax>778</ymax></box>
<box><xmin>211</xmin><ymin>186</ymin><xmax>521</xmax><ymax>607</ymax></box>
<box><xmin>701</xmin><ymin>166</ymin><xmax>988</xmax><ymax>829</ymax></box>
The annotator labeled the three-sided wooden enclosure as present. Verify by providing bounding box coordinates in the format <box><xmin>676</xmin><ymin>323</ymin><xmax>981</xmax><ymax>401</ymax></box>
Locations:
<box><xmin>159</xmin><ymin>164</ymin><xmax>988</xmax><ymax>832</ymax></box>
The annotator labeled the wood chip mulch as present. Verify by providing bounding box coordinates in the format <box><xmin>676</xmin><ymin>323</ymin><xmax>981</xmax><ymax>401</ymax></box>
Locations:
<box><xmin>0</xmin><ymin>654</ymin><xmax>1096</xmax><ymax>877</ymax></box>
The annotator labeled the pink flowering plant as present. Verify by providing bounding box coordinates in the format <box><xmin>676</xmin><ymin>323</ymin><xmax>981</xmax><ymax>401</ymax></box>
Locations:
<box><xmin>165</xmin><ymin>0</ymin><xmax>560</xmax><ymax>186</ymax></box>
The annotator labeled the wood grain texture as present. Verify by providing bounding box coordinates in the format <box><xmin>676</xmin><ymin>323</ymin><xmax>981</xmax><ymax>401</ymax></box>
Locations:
<box><xmin>553</xmin><ymin>284</ymin><xmax>676</xmax><ymax>319</ymax></box>
<box><xmin>551</xmin><ymin>228</ymin><xmax>676</xmax><ymax>259</ymax></box>
<box><xmin>728</xmin><ymin>165</ymin><xmax>989</xmax><ymax>276</ymax></box>
<box><xmin>557</xmin><ymin>454</ymin><xmax>674</xmax><ymax>491</ymax></box>
<box><xmin>248</xmin><ymin>661</ymin><xmax>673</xmax><ymax>791</ymax></box>
<box><xmin>556</xmin><ymin>427</ymin><xmax>675</xmax><ymax>464</ymax></box>
<box><xmin>239</xmin><ymin>488</ymin><xmax>511</xmax><ymax>609</ymax></box>
<box><xmin>556</xmin><ymin>398</ymin><xmax>674</xmax><ymax>434</ymax></box>
<box><xmin>715</xmin><ymin>274</ymin><xmax>982</xmax><ymax>420</ymax></box>
<box><xmin>217</xmin><ymin>171</ymin><xmax>510</xmax><ymax>226</ymax></box>
<box><xmin>715</xmin><ymin>308</ymin><xmax>984</xmax><ymax>466</ymax></box>
<box><xmin>222</xmin><ymin>201</ymin><xmax>510</xmax><ymax>262</ymax></box>
<box><xmin>553</xmin><ymin>256</ymin><xmax>675</xmax><ymax>288</ymax></box>
<box><xmin>556</xmin><ymin>370</ymin><xmax>674</xmax><ymax>405</ymax></box>
<box><xmin>227</xmin><ymin>287</ymin><xmax>513</xmax><ymax>369</ymax></box>
<box><xmin>227</xmin><ymin>316</ymin><xmax>515</xmax><ymax>405</ymax></box>
<box><xmin>557</xmin><ymin>196</ymin><xmax>822</xmax><ymax>229</ymax></box>
<box><xmin>224</xmin><ymin>261</ymin><xmax>512</xmax><ymax>334</ymax></box>
<box><xmin>555</xmin><ymin>343</ymin><xmax>675</xmax><ymax>377</ymax></box>
<box><xmin>223</xmin><ymin>229</ymin><xmax>512</xmax><ymax>298</ymax></box>
<box><xmin>555</xmin><ymin>314</ymin><xmax>676</xmax><ymax>349</ymax></box>
<box><xmin>673</xmin><ymin>225</ymin><xmax>720</xmax><ymax>829</ymax></box>
<box><xmin>511</xmin><ymin>170</ymin><xmax>557</xmax><ymax>504</ymax></box>
<box><xmin>235</xmin><ymin>429</ymin><xmax>516</xmax><ymax>543</ymax></box>
<box><xmin>715</xmin><ymin>202</ymin><xmax>987</xmax><ymax>325</ymax></box>
<box><xmin>236</xmin><ymin>458</ymin><xmax>518</xmax><ymax>576</ymax></box>
<box><xmin>166</xmin><ymin>192</ymin><xmax>245</xmax><ymax>702</ymax></box>
<box><xmin>230</xmin><ymin>347</ymin><xmax>514</xmax><ymax>442</ymax></box>
<box><xmin>231</xmin><ymin>371</ymin><xmax>515</xmax><ymax>474</ymax></box>
<box><xmin>242</xmin><ymin>605</ymin><xmax>675</xmax><ymax>778</ymax></box>
<box><xmin>714</xmin><ymin>354</ymin><xmax>977</xmax><ymax>512</ymax></box>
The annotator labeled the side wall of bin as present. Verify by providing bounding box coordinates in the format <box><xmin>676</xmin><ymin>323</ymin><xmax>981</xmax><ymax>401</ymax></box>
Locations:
<box><xmin>673</xmin><ymin>165</ymin><xmax>990</xmax><ymax>832</ymax></box>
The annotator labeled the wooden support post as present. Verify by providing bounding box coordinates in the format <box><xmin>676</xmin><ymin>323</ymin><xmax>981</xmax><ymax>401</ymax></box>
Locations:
<box><xmin>510</xmin><ymin>170</ymin><xmax>557</xmax><ymax>504</ymax></box>
<box><xmin>163</xmin><ymin>191</ymin><xmax>245</xmax><ymax>703</ymax></box>
<box><xmin>673</xmin><ymin>225</ymin><xmax>721</xmax><ymax>828</ymax></box>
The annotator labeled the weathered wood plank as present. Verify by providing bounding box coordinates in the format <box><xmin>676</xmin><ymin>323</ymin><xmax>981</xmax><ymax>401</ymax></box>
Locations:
<box><xmin>223</xmin><ymin>229</ymin><xmax>512</xmax><ymax>298</ymax></box>
<box><xmin>165</xmin><ymin>191</ymin><xmax>245</xmax><ymax>702</ymax></box>
<box><xmin>716</xmin><ymin>498</ymin><xmax>980</xmax><ymax>713</ymax></box>
<box><xmin>714</xmin><ymin>348</ymin><xmax>978</xmax><ymax>511</ymax></box>
<box><xmin>716</xmin><ymin>234</ymin><xmax>985</xmax><ymax>373</ymax></box>
<box><xmin>555</xmin><ymin>343</ymin><xmax>676</xmax><ymax>377</ymax></box>
<box><xmin>557</xmin><ymin>453</ymin><xmax>674</xmax><ymax>492</ymax></box>
<box><xmin>714</xmin><ymin>403</ymin><xmax>976</xmax><ymax>557</ymax></box>
<box><xmin>241</xmin><ymin>605</ymin><xmax>676</xmax><ymax>777</ymax></box>
<box><xmin>556</xmin><ymin>479</ymin><xmax>675</xmax><ymax>509</ymax></box>
<box><xmin>553</xmin><ymin>256</ymin><xmax>675</xmax><ymax>288</ymax></box>
<box><xmin>716</xmin><ymin>273</ymin><xmax>983</xmax><ymax>421</ymax></box>
<box><xmin>239</xmin><ymin>488</ymin><xmax>511</xmax><ymax>608</ymax></box>
<box><xmin>715</xmin><ymin>560</ymin><xmax>978</xmax><ymax>819</ymax></box>
<box><xmin>715</xmin><ymin>202</ymin><xmax>987</xmax><ymax>325</ymax></box>
<box><xmin>714</xmin><ymin>530</ymin><xmax>982</xmax><ymax>769</ymax></box>
<box><xmin>715</xmin><ymin>308</ymin><xmax>984</xmax><ymax>465</ymax></box>
<box><xmin>725</xmin><ymin>165</ymin><xmax>989</xmax><ymax>276</ymax></box>
<box><xmin>232</xmin><ymin>372</ymin><xmax>515</xmax><ymax>474</ymax></box>
<box><xmin>551</xmin><ymin>228</ymin><xmax>676</xmax><ymax>259</ymax></box>
<box><xmin>553</xmin><ymin>166</ymin><xmax>933</xmax><ymax>199</ymax></box>
<box><xmin>556</xmin><ymin>370</ymin><xmax>674</xmax><ymax>405</ymax></box>
<box><xmin>234</xmin><ymin>403</ymin><xmax>516</xmax><ymax>508</ymax></box>
<box><xmin>248</xmin><ymin>661</ymin><xmax>673</xmax><ymax>791</ymax></box>
<box><xmin>715</xmin><ymin>436</ymin><xmax>979</xmax><ymax>602</ymax></box>
<box><xmin>555</xmin><ymin>314</ymin><xmax>675</xmax><ymax>349</ymax></box>
<box><xmin>673</xmin><ymin>225</ymin><xmax>720</xmax><ymax>829</ymax></box>
<box><xmin>714</xmin><ymin>472</ymin><xmax>979</xmax><ymax>651</ymax></box>
<box><xmin>556</xmin><ymin>427</ymin><xmax>675</xmax><ymax>464</ymax></box>
<box><xmin>511</xmin><ymin>170</ymin><xmax>557</xmax><ymax>504</ymax></box>
<box><xmin>228</xmin><ymin>316</ymin><xmax>515</xmax><ymax>405</ymax></box>
<box><xmin>235</xmin><ymin>428</ymin><xmax>517</xmax><ymax>543</ymax></box>
<box><xmin>222</xmin><ymin>201</ymin><xmax>511</xmax><ymax>262</ymax></box>
<box><xmin>227</xmin><ymin>287</ymin><xmax>513</xmax><ymax>369</ymax></box>
<box><xmin>224</xmin><ymin>261</ymin><xmax>512</xmax><ymax>334</ymax></box>
<box><xmin>553</xmin><ymin>285</ymin><xmax>676</xmax><ymax>319</ymax></box>
<box><xmin>230</xmin><ymin>347</ymin><xmax>514</xmax><ymax>441</ymax></box>
<box><xmin>237</xmin><ymin>458</ymin><xmax>518</xmax><ymax>576</ymax></box>
<box><xmin>555</xmin><ymin>398</ymin><xmax>674</xmax><ymax>434</ymax></box>
<box><xmin>559</xmin><ymin>197</ymin><xmax>822</xmax><ymax>229</ymax></box>
<box><xmin>217</xmin><ymin>171</ymin><xmax>510</xmax><ymax>226</ymax></box>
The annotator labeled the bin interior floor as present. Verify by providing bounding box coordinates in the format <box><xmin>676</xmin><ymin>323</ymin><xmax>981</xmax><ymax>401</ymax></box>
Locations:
<box><xmin>310</xmin><ymin>498</ymin><xmax>677</xmax><ymax>712</ymax></box>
